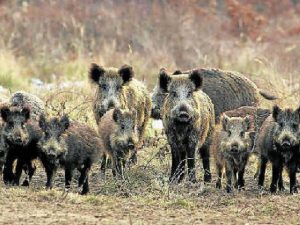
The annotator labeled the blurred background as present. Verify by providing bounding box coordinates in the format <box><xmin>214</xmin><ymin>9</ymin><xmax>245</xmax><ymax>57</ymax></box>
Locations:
<box><xmin>0</xmin><ymin>0</ymin><xmax>299</xmax><ymax>104</ymax></box>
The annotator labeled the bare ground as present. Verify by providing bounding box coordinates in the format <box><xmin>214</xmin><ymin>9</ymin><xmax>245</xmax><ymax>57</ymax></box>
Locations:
<box><xmin>0</xmin><ymin>145</ymin><xmax>300</xmax><ymax>225</ymax></box>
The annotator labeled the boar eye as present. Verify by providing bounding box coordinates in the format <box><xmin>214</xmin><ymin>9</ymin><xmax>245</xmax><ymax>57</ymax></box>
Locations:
<box><xmin>121</xmin><ymin>124</ymin><xmax>125</xmax><ymax>130</ymax></box>
<box><xmin>116</xmin><ymin>86</ymin><xmax>122</xmax><ymax>91</ymax></box>
<box><xmin>8</xmin><ymin>121</ymin><xmax>14</xmax><ymax>128</ymax></box>
<box><xmin>187</xmin><ymin>91</ymin><xmax>192</xmax><ymax>98</ymax></box>
<box><xmin>228</xmin><ymin>131</ymin><xmax>232</xmax><ymax>137</ymax></box>
<box><xmin>171</xmin><ymin>91</ymin><xmax>177</xmax><ymax>98</ymax></box>
<box><xmin>292</xmin><ymin>123</ymin><xmax>298</xmax><ymax>130</ymax></box>
<box><xmin>279</xmin><ymin>122</ymin><xmax>284</xmax><ymax>128</ymax></box>
<box><xmin>21</xmin><ymin>122</ymin><xmax>26</xmax><ymax>129</ymax></box>
<box><xmin>101</xmin><ymin>84</ymin><xmax>107</xmax><ymax>91</ymax></box>
<box><xmin>240</xmin><ymin>131</ymin><xmax>245</xmax><ymax>138</ymax></box>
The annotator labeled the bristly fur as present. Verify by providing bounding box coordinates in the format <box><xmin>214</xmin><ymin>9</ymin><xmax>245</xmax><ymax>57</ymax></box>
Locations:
<box><xmin>151</xmin><ymin>68</ymin><xmax>276</xmax><ymax>122</ymax></box>
<box><xmin>98</xmin><ymin>108</ymin><xmax>138</xmax><ymax>179</ymax></box>
<box><xmin>90</xmin><ymin>64</ymin><xmax>151</xmax><ymax>152</ymax></box>
<box><xmin>213</xmin><ymin>115</ymin><xmax>254</xmax><ymax>193</ymax></box>
<box><xmin>255</xmin><ymin>106</ymin><xmax>300</xmax><ymax>194</ymax></box>
<box><xmin>0</xmin><ymin>104</ymin><xmax>42</xmax><ymax>186</ymax></box>
<box><xmin>37</xmin><ymin>115</ymin><xmax>104</xmax><ymax>194</ymax></box>
<box><xmin>161</xmin><ymin>73</ymin><xmax>215</xmax><ymax>183</ymax></box>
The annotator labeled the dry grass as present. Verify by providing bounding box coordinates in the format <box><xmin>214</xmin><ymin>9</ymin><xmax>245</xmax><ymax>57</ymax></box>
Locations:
<box><xmin>0</xmin><ymin>0</ymin><xmax>300</xmax><ymax>224</ymax></box>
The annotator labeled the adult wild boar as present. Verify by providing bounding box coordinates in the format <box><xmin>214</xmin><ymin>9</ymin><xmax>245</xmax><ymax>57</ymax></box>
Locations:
<box><xmin>160</xmin><ymin>69</ymin><xmax>215</xmax><ymax>183</ymax></box>
<box><xmin>89</xmin><ymin>64</ymin><xmax>151</xmax><ymax>162</ymax></box>
<box><xmin>255</xmin><ymin>105</ymin><xmax>300</xmax><ymax>194</ymax></box>
<box><xmin>151</xmin><ymin>68</ymin><xmax>276</xmax><ymax>122</ymax></box>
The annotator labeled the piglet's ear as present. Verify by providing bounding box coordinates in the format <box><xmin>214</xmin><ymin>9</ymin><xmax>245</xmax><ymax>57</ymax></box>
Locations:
<box><xmin>21</xmin><ymin>106</ymin><xmax>31</xmax><ymax>121</ymax></box>
<box><xmin>222</xmin><ymin>114</ymin><xmax>230</xmax><ymax>131</ymax></box>
<box><xmin>189</xmin><ymin>70</ymin><xmax>203</xmax><ymax>90</ymax></box>
<box><xmin>272</xmin><ymin>105</ymin><xmax>281</xmax><ymax>121</ymax></box>
<box><xmin>244</xmin><ymin>116</ymin><xmax>251</xmax><ymax>131</ymax></box>
<box><xmin>172</xmin><ymin>70</ymin><xmax>182</xmax><ymax>75</ymax></box>
<box><xmin>113</xmin><ymin>108</ymin><xmax>122</xmax><ymax>123</ymax></box>
<box><xmin>39</xmin><ymin>114</ymin><xmax>47</xmax><ymax>131</ymax></box>
<box><xmin>118</xmin><ymin>65</ymin><xmax>134</xmax><ymax>84</ymax></box>
<box><xmin>159</xmin><ymin>69</ymin><xmax>171</xmax><ymax>93</ymax></box>
<box><xmin>0</xmin><ymin>105</ymin><xmax>10</xmax><ymax>122</ymax></box>
<box><xmin>89</xmin><ymin>63</ymin><xmax>105</xmax><ymax>84</ymax></box>
<box><xmin>296</xmin><ymin>105</ymin><xmax>300</xmax><ymax>116</ymax></box>
<box><xmin>60</xmin><ymin>115</ymin><xmax>70</xmax><ymax>131</ymax></box>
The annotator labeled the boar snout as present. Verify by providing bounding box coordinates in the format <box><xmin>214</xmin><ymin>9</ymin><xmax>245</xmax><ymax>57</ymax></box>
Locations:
<box><xmin>151</xmin><ymin>107</ymin><xmax>161</xmax><ymax>120</ymax></box>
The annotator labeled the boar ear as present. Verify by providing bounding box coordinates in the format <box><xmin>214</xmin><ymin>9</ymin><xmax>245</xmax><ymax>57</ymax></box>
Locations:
<box><xmin>296</xmin><ymin>105</ymin><xmax>300</xmax><ymax>116</ymax></box>
<box><xmin>248</xmin><ymin>131</ymin><xmax>256</xmax><ymax>151</ymax></box>
<box><xmin>39</xmin><ymin>114</ymin><xmax>47</xmax><ymax>131</ymax></box>
<box><xmin>159</xmin><ymin>69</ymin><xmax>171</xmax><ymax>93</ymax></box>
<box><xmin>272</xmin><ymin>105</ymin><xmax>281</xmax><ymax>121</ymax></box>
<box><xmin>244</xmin><ymin>116</ymin><xmax>251</xmax><ymax>131</ymax></box>
<box><xmin>89</xmin><ymin>63</ymin><xmax>105</xmax><ymax>84</ymax></box>
<box><xmin>222</xmin><ymin>114</ymin><xmax>230</xmax><ymax>131</ymax></box>
<box><xmin>189</xmin><ymin>70</ymin><xmax>203</xmax><ymax>90</ymax></box>
<box><xmin>172</xmin><ymin>70</ymin><xmax>182</xmax><ymax>75</ymax></box>
<box><xmin>60</xmin><ymin>115</ymin><xmax>70</xmax><ymax>131</ymax></box>
<box><xmin>113</xmin><ymin>108</ymin><xmax>122</xmax><ymax>122</ymax></box>
<box><xmin>119</xmin><ymin>65</ymin><xmax>134</xmax><ymax>84</ymax></box>
<box><xmin>0</xmin><ymin>105</ymin><xmax>10</xmax><ymax>122</ymax></box>
<box><xmin>21</xmin><ymin>106</ymin><xmax>31</xmax><ymax>121</ymax></box>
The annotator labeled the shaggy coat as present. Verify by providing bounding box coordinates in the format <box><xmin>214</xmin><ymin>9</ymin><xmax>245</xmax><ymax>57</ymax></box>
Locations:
<box><xmin>160</xmin><ymin>69</ymin><xmax>215</xmax><ymax>183</ymax></box>
<box><xmin>255</xmin><ymin>106</ymin><xmax>300</xmax><ymax>194</ymax></box>
<box><xmin>151</xmin><ymin>68</ymin><xmax>276</xmax><ymax>122</ymax></box>
<box><xmin>38</xmin><ymin>115</ymin><xmax>104</xmax><ymax>195</ymax></box>
<box><xmin>213</xmin><ymin>115</ymin><xmax>255</xmax><ymax>192</ymax></box>
<box><xmin>98</xmin><ymin>108</ymin><xmax>139</xmax><ymax>178</ymax></box>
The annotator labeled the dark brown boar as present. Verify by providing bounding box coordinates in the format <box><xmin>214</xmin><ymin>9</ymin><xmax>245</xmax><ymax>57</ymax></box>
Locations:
<box><xmin>0</xmin><ymin>105</ymin><xmax>42</xmax><ymax>186</ymax></box>
<box><xmin>255</xmin><ymin>105</ymin><xmax>300</xmax><ymax>194</ymax></box>
<box><xmin>38</xmin><ymin>115</ymin><xmax>104</xmax><ymax>194</ymax></box>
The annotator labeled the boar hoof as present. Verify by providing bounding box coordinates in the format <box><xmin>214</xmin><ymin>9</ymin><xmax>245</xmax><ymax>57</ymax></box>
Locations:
<box><xmin>226</xmin><ymin>185</ymin><xmax>232</xmax><ymax>193</ymax></box>
<box><xmin>216</xmin><ymin>181</ymin><xmax>221</xmax><ymax>189</ymax></box>
<box><xmin>290</xmin><ymin>187</ymin><xmax>298</xmax><ymax>194</ymax></box>
<box><xmin>204</xmin><ymin>173</ymin><xmax>212</xmax><ymax>183</ymax></box>
<box><xmin>21</xmin><ymin>180</ymin><xmax>29</xmax><ymax>187</ymax></box>
<box><xmin>270</xmin><ymin>184</ymin><xmax>277</xmax><ymax>193</ymax></box>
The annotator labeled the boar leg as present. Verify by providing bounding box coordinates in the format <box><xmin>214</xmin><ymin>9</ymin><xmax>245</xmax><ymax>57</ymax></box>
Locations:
<box><xmin>65</xmin><ymin>166</ymin><xmax>74</xmax><ymax>191</ymax></box>
<box><xmin>100</xmin><ymin>154</ymin><xmax>107</xmax><ymax>177</ymax></box>
<box><xmin>3</xmin><ymin>153</ymin><xmax>16</xmax><ymax>185</ymax></box>
<box><xmin>13</xmin><ymin>159</ymin><xmax>24</xmax><ymax>186</ymax></box>
<box><xmin>78</xmin><ymin>164</ymin><xmax>90</xmax><ymax>195</ymax></box>
<box><xmin>187</xmin><ymin>148</ymin><xmax>196</xmax><ymax>183</ymax></box>
<box><xmin>45</xmin><ymin>165</ymin><xmax>56</xmax><ymax>189</ymax></box>
<box><xmin>270</xmin><ymin>161</ymin><xmax>281</xmax><ymax>193</ymax></box>
<box><xmin>233</xmin><ymin>168</ymin><xmax>238</xmax><ymax>189</ymax></box>
<box><xmin>258</xmin><ymin>156</ymin><xmax>268</xmax><ymax>188</ymax></box>
<box><xmin>278</xmin><ymin>166</ymin><xmax>285</xmax><ymax>191</ymax></box>
<box><xmin>22</xmin><ymin>161</ymin><xmax>36</xmax><ymax>186</ymax></box>
<box><xmin>169</xmin><ymin>147</ymin><xmax>181</xmax><ymax>183</ymax></box>
<box><xmin>199</xmin><ymin>145</ymin><xmax>211</xmax><ymax>183</ymax></box>
<box><xmin>237</xmin><ymin>165</ymin><xmax>246</xmax><ymax>189</ymax></box>
<box><xmin>225</xmin><ymin>163</ymin><xmax>233</xmax><ymax>193</ymax></box>
<box><xmin>113</xmin><ymin>156</ymin><xmax>124</xmax><ymax>179</ymax></box>
<box><xmin>288</xmin><ymin>161</ymin><xmax>298</xmax><ymax>194</ymax></box>
<box><xmin>176</xmin><ymin>151</ymin><xmax>186</xmax><ymax>183</ymax></box>
<box><xmin>216</xmin><ymin>163</ymin><xmax>222</xmax><ymax>189</ymax></box>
